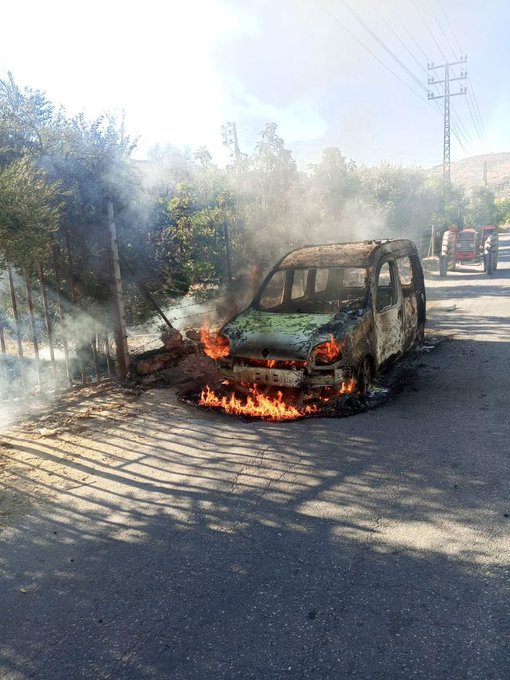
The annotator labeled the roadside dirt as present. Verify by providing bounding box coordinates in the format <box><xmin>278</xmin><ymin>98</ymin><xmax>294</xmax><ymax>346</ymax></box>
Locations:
<box><xmin>0</xmin><ymin>382</ymin><xmax>144</xmax><ymax>529</ymax></box>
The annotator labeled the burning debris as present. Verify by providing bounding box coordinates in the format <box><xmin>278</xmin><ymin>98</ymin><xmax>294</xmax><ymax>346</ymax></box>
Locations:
<box><xmin>199</xmin><ymin>320</ymin><xmax>230</xmax><ymax>360</ymax></box>
<box><xmin>197</xmin><ymin>378</ymin><xmax>359</xmax><ymax>421</ymax></box>
<box><xmin>199</xmin><ymin>384</ymin><xmax>318</xmax><ymax>420</ymax></box>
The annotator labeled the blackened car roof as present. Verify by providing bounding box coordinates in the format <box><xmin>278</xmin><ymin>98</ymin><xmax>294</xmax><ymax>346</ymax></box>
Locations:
<box><xmin>278</xmin><ymin>239</ymin><xmax>417</xmax><ymax>269</ymax></box>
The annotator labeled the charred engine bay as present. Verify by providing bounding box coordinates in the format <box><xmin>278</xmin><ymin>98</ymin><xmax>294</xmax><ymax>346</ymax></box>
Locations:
<box><xmin>181</xmin><ymin>337</ymin><xmax>442</xmax><ymax>422</ymax></box>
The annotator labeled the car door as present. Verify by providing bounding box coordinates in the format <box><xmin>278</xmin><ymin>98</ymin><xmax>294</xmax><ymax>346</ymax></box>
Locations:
<box><xmin>397</xmin><ymin>255</ymin><xmax>419</xmax><ymax>351</ymax></box>
<box><xmin>374</xmin><ymin>259</ymin><xmax>403</xmax><ymax>367</ymax></box>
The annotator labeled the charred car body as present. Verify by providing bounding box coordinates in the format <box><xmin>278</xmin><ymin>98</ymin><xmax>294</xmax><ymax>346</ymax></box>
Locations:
<box><xmin>215</xmin><ymin>240</ymin><xmax>426</xmax><ymax>394</ymax></box>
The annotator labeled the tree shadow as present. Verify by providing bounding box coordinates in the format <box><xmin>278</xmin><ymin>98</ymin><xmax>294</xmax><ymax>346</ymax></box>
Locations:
<box><xmin>2</xmin><ymin>234</ymin><xmax>509</xmax><ymax>678</ymax></box>
<box><xmin>0</xmin><ymin>346</ymin><xmax>508</xmax><ymax>679</ymax></box>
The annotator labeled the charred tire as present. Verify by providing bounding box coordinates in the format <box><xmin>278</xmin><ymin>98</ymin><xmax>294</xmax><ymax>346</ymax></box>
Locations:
<box><xmin>439</xmin><ymin>255</ymin><xmax>447</xmax><ymax>277</ymax></box>
<box><xmin>486</xmin><ymin>252</ymin><xmax>494</xmax><ymax>275</ymax></box>
<box><xmin>415</xmin><ymin>323</ymin><xmax>425</xmax><ymax>346</ymax></box>
<box><xmin>356</xmin><ymin>357</ymin><xmax>373</xmax><ymax>396</ymax></box>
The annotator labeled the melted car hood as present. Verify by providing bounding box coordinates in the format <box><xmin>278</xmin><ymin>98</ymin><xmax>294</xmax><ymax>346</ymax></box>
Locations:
<box><xmin>222</xmin><ymin>308</ymin><xmax>361</xmax><ymax>361</ymax></box>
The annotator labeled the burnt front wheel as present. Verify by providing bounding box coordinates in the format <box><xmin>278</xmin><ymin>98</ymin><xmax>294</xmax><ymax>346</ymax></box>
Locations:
<box><xmin>356</xmin><ymin>357</ymin><xmax>373</xmax><ymax>397</ymax></box>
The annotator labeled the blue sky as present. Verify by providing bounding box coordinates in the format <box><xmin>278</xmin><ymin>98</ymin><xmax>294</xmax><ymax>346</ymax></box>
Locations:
<box><xmin>1</xmin><ymin>0</ymin><xmax>508</xmax><ymax>168</ymax></box>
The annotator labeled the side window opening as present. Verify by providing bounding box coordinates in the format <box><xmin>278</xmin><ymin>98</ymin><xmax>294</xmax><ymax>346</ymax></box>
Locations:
<box><xmin>376</xmin><ymin>262</ymin><xmax>398</xmax><ymax>312</ymax></box>
<box><xmin>397</xmin><ymin>256</ymin><xmax>413</xmax><ymax>287</ymax></box>
<box><xmin>314</xmin><ymin>269</ymin><xmax>328</xmax><ymax>294</ymax></box>
<box><xmin>291</xmin><ymin>269</ymin><xmax>308</xmax><ymax>301</ymax></box>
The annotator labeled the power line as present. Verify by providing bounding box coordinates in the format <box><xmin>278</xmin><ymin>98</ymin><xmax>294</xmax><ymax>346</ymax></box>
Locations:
<box><xmin>470</xmin><ymin>88</ymin><xmax>488</xmax><ymax>140</ymax></box>
<box><xmin>430</xmin><ymin>0</ymin><xmax>489</xmax><ymax>149</ymax></box>
<box><xmin>341</xmin><ymin>1</ymin><xmax>428</xmax><ymax>94</ymax></box>
<box><xmin>435</xmin><ymin>0</ymin><xmax>463</xmax><ymax>56</ymax></box>
<box><xmin>386</xmin><ymin>4</ymin><xmax>431</xmax><ymax>63</ymax></box>
<box><xmin>367</xmin><ymin>0</ymin><xmax>471</xmax><ymax>157</ymax></box>
<box><xmin>318</xmin><ymin>1</ymin><xmax>471</xmax><ymax>162</ymax></box>
<box><xmin>368</xmin><ymin>1</ymin><xmax>428</xmax><ymax>75</ymax></box>
<box><xmin>465</xmin><ymin>92</ymin><xmax>485</xmax><ymax>146</ymax></box>
<box><xmin>451</xmin><ymin>109</ymin><xmax>473</xmax><ymax>147</ymax></box>
<box><xmin>425</xmin><ymin>0</ymin><xmax>458</xmax><ymax>61</ymax></box>
<box><xmin>316</xmin><ymin>1</ymin><xmax>426</xmax><ymax>100</ymax></box>
<box><xmin>411</xmin><ymin>0</ymin><xmax>449</xmax><ymax>62</ymax></box>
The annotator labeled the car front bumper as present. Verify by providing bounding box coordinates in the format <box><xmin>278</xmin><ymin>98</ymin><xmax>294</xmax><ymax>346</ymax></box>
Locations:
<box><xmin>219</xmin><ymin>363</ymin><xmax>349</xmax><ymax>389</ymax></box>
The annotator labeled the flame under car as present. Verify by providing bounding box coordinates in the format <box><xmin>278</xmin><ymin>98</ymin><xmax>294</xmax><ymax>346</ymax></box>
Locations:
<box><xmin>215</xmin><ymin>240</ymin><xmax>426</xmax><ymax>395</ymax></box>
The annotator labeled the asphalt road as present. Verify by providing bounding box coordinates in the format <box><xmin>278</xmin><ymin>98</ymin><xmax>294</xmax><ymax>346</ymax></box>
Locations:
<box><xmin>1</xmin><ymin>237</ymin><xmax>509</xmax><ymax>680</ymax></box>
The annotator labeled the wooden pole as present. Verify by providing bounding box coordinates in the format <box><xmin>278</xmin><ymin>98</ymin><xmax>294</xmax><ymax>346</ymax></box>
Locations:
<box><xmin>23</xmin><ymin>269</ymin><xmax>42</xmax><ymax>388</ymax></box>
<box><xmin>52</xmin><ymin>244</ymin><xmax>72</xmax><ymax>387</ymax></box>
<box><xmin>38</xmin><ymin>265</ymin><xmax>57</xmax><ymax>382</ymax></box>
<box><xmin>106</xmin><ymin>199</ymin><xmax>129</xmax><ymax>381</ymax></box>
<box><xmin>6</xmin><ymin>265</ymin><xmax>25</xmax><ymax>384</ymax></box>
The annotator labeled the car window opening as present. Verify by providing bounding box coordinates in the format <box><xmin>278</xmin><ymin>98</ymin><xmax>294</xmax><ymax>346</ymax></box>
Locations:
<box><xmin>376</xmin><ymin>262</ymin><xmax>398</xmax><ymax>312</ymax></box>
<box><xmin>257</xmin><ymin>267</ymin><xmax>368</xmax><ymax>313</ymax></box>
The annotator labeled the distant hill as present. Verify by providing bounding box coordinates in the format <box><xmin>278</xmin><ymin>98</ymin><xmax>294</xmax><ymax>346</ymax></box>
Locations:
<box><xmin>429</xmin><ymin>152</ymin><xmax>510</xmax><ymax>197</ymax></box>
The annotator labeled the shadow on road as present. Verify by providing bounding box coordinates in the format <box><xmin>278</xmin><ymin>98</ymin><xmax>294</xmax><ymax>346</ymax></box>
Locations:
<box><xmin>0</xmin><ymin>352</ymin><xmax>508</xmax><ymax>680</ymax></box>
<box><xmin>1</xmin><ymin>236</ymin><xmax>509</xmax><ymax>679</ymax></box>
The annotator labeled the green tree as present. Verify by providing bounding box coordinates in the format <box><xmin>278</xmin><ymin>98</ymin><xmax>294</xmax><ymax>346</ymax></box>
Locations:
<box><xmin>495</xmin><ymin>197</ymin><xmax>510</xmax><ymax>225</ymax></box>
<box><xmin>153</xmin><ymin>178</ymin><xmax>235</xmax><ymax>298</ymax></box>
<box><xmin>464</xmin><ymin>186</ymin><xmax>499</xmax><ymax>226</ymax></box>
<box><xmin>310</xmin><ymin>146</ymin><xmax>358</xmax><ymax>222</ymax></box>
<box><xmin>0</xmin><ymin>156</ymin><xmax>60</xmax><ymax>269</ymax></box>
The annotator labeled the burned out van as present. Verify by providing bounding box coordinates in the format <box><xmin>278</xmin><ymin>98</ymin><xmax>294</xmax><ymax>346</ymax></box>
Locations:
<box><xmin>215</xmin><ymin>240</ymin><xmax>426</xmax><ymax>395</ymax></box>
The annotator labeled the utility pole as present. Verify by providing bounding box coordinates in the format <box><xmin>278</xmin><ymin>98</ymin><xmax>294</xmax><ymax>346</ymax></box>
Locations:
<box><xmin>221</xmin><ymin>122</ymin><xmax>243</xmax><ymax>291</ymax></box>
<box><xmin>106</xmin><ymin>199</ymin><xmax>130</xmax><ymax>381</ymax></box>
<box><xmin>427</xmin><ymin>57</ymin><xmax>467</xmax><ymax>191</ymax></box>
<box><xmin>483</xmin><ymin>159</ymin><xmax>497</xmax><ymax>187</ymax></box>
<box><xmin>221</xmin><ymin>121</ymin><xmax>242</xmax><ymax>163</ymax></box>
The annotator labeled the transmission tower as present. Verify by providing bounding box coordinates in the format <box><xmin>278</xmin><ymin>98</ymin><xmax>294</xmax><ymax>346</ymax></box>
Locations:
<box><xmin>427</xmin><ymin>57</ymin><xmax>467</xmax><ymax>189</ymax></box>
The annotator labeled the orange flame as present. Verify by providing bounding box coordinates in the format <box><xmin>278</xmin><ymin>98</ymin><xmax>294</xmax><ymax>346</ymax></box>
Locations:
<box><xmin>200</xmin><ymin>320</ymin><xmax>230</xmax><ymax>359</ymax></box>
<box><xmin>320</xmin><ymin>377</ymin><xmax>357</xmax><ymax>402</ymax></box>
<box><xmin>199</xmin><ymin>376</ymin><xmax>358</xmax><ymax>420</ymax></box>
<box><xmin>315</xmin><ymin>335</ymin><xmax>343</xmax><ymax>363</ymax></box>
<box><xmin>199</xmin><ymin>385</ymin><xmax>318</xmax><ymax>420</ymax></box>
<box><xmin>338</xmin><ymin>376</ymin><xmax>356</xmax><ymax>394</ymax></box>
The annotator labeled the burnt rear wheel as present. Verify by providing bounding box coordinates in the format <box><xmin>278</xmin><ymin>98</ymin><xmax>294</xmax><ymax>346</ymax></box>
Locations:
<box><xmin>356</xmin><ymin>357</ymin><xmax>373</xmax><ymax>396</ymax></box>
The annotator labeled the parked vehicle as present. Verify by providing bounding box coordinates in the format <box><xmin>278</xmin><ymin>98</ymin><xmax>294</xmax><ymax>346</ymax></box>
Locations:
<box><xmin>214</xmin><ymin>239</ymin><xmax>426</xmax><ymax>395</ymax></box>
<box><xmin>439</xmin><ymin>225</ymin><xmax>498</xmax><ymax>276</ymax></box>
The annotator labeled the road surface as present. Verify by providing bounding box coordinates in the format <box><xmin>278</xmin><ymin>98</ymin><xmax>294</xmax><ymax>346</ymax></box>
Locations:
<box><xmin>1</xmin><ymin>236</ymin><xmax>509</xmax><ymax>679</ymax></box>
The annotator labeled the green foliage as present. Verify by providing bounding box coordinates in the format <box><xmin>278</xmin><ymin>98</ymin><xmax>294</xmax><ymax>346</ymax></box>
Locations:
<box><xmin>153</xmin><ymin>176</ymin><xmax>236</xmax><ymax>297</ymax></box>
<box><xmin>1</xmin><ymin>72</ymin><xmax>506</xmax><ymax>325</ymax></box>
<box><xmin>0</xmin><ymin>72</ymin><xmax>54</xmax><ymax>166</ymax></box>
<box><xmin>0</xmin><ymin>73</ymin><xmax>138</xmax><ymax>304</ymax></box>
<box><xmin>0</xmin><ymin>156</ymin><xmax>60</xmax><ymax>269</ymax></box>
<box><xmin>310</xmin><ymin>147</ymin><xmax>358</xmax><ymax>222</ymax></box>
<box><xmin>495</xmin><ymin>197</ymin><xmax>510</xmax><ymax>225</ymax></box>
<box><xmin>464</xmin><ymin>186</ymin><xmax>500</xmax><ymax>226</ymax></box>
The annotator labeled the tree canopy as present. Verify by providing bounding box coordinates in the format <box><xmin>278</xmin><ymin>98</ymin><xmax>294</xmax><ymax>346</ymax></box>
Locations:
<box><xmin>1</xmin><ymin>73</ymin><xmax>506</xmax><ymax>323</ymax></box>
